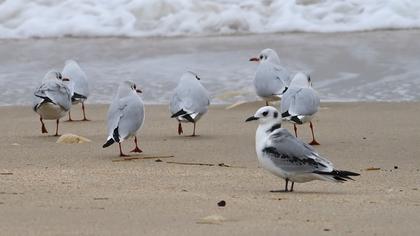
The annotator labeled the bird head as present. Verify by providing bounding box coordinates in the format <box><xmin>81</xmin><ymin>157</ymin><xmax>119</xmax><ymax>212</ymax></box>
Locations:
<box><xmin>245</xmin><ymin>106</ymin><xmax>281</xmax><ymax>124</ymax></box>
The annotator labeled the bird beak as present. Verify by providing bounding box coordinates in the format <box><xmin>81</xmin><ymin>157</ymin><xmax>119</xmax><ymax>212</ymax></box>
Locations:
<box><xmin>245</xmin><ymin>116</ymin><xmax>259</xmax><ymax>122</ymax></box>
<box><xmin>249</xmin><ymin>57</ymin><xmax>259</xmax><ymax>62</ymax></box>
<box><xmin>136</xmin><ymin>89</ymin><xmax>142</xmax><ymax>93</ymax></box>
<box><xmin>62</xmin><ymin>78</ymin><xmax>70</xmax><ymax>81</ymax></box>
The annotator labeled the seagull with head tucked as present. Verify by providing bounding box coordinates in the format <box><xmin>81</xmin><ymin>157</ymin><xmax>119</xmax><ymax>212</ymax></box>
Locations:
<box><xmin>281</xmin><ymin>72</ymin><xmax>320</xmax><ymax>145</ymax></box>
<box><xmin>62</xmin><ymin>59</ymin><xmax>90</xmax><ymax>121</ymax></box>
<box><xmin>246</xmin><ymin>106</ymin><xmax>359</xmax><ymax>192</ymax></box>
<box><xmin>170</xmin><ymin>71</ymin><xmax>210</xmax><ymax>136</ymax></box>
<box><xmin>103</xmin><ymin>81</ymin><xmax>145</xmax><ymax>157</ymax></box>
<box><xmin>33</xmin><ymin>70</ymin><xmax>72</xmax><ymax>136</ymax></box>
<box><xmin>250</xmin><ymin>48</ymin><xmax>291</xmax><ymax>105</ymax></box>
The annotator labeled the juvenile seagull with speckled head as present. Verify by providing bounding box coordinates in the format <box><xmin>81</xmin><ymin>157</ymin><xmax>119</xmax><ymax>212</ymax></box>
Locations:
<box><xmin>246</xmin><ymin>106</ymin><xmax>359</xmax><ymax>192</ymax></box>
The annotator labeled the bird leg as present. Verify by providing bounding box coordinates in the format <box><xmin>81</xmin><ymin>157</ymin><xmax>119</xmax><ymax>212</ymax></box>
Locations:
<box><xmin>284</xmin><ymin>178</ymin><xmax>289</xmax><ymax>192</ymax></box>
<box><xmin>265</xmin><ymin>101</ymin><xmax>269</xmax><ymax>106</ymax></box>
<box><xmin>293</xmin><ymin>124</ymin><xmax>298</xmax><ymax>137</ymax></box>
<box><xmin>309</xmin><ymin>121</ymin><xmax>320</xmax><ymax>145</ymax></box>
<box><xmin>119</xmin><ymin>143</ymin><xmax>129</xmax><ymax>157</ymax></box>
<box><xmin>81</xmin><ymin>102</ymin><xmax>90</xmax><ymax>121</ymax></box>
<box><xmin>130</xmin><ymin>136</ymin><xmax>143</xmax><ymax>153</ymax></box>
<box><xmin>178</xmin><ymin>122</ymin><xmax>183</xmax><ymax>135</ymax></box>
<box><xmin>290</xmin><ymin>182</ymin><xmax>295</xmax><ymax>192</ymax></box>
<box><xmin>67</xmin><ymin>111</ymin><xmax>74</xmax><ymax>121</ymax></box>
<box><xmin>192</xmin><ymin>122</ymin><xmax>196</xmax><ymax>137</ymax></box>
<box><xmin>40</xmin><ymin>117</ymin><xmax>48</xmax><ymax>133</ymax></box>
<box><xmin>54</xmin><ymin>119</ymin><xmax>60</xmax><ymax>136</ymax></box>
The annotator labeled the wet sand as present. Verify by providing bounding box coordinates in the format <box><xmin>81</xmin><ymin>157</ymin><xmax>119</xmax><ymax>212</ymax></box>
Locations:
<box><xmin>0</xmin><ymin>102</ymin><xmax>419</xmax><ymax>235</ymax></box>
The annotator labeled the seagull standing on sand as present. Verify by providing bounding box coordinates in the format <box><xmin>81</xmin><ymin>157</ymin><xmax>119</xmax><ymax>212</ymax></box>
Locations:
<box><xmin>103</xmin><ymin>81</ymin><xmax>145</xmax><ymax>157</ymax></box>
<box><xmin>32</xmin><ymin>71</ymin><xmax>72</xmax><ymax>136</ymax></box>
<box><xmin>250</xmin><ymin>48</ymin><xmax>291</xmax><ymax>105</ymax></box>
<box><xmin>281</xmin><ymin>72</ymin><xmax>320</xmax><ymax>145</ymax></box>
<box><xmin>170</xmin><ymin>71</ymin><xmax>210</xmax><ymax>136</ymax></box>
<box><xmin>62</xmin><ymin>60</ymin><xmax>90</xmax><ymax>121</ymax></box>
<box><xmin>246</xmin><ymin>106</ymin><xmax>359</xmax><ymax>192</ymax></box>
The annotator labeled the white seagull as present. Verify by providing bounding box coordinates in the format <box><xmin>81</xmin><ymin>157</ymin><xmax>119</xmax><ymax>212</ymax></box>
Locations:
<box><xmin>102</xmin><ymin>81</ymin><xmax>145</xmax><ymax>157</ymax></box>
<box><xmin>281</xmin><ymin>72</ymin><xmax>320</xmax><ymax>145</ymax></box>
<box><xmin>250</xmin><ymin>48</ymin><xmax>291</xmax><ymax>105</ymax></box>
<box><xmin>32</xmin><ymin>71</ymin><xmax>72</xmax><ymax>136</ymax></box>
<box><xmin>246</xmin><ymin>106</ymin><xmax>359</xmax><ymax>192</ymax></box>
<box><xmin>62</xmin><ymin>59</ymin><xmax>90</xmax><ymax>121</ymax></box>
<box><xmin>170</xmin><ymin>71</ymin><xmax>210</xmax><ymax>136</ymax></box>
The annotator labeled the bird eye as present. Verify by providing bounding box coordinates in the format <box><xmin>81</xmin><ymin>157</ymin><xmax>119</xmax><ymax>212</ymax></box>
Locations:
<box><xmin>265</xmin><ymin>55</ymin><xmax>268</xmax><ymax>60</ymax></box>
<box><xmin>262</xmin><ymin>111</ymin><xmax>268</xmax><ymax>116</ymax></box>
<box><xmin>259</xmin><ymin>55</ymin><xmax>263</xmax><ymax>60</ymax></box>
<box><xmin>273</xmin><ymin>111</ymin><xmax>278</xmax><ymax>118</ymax></box>
<box><xmin>308</xmin><ymin>76</ymin><xmax>311</xmax><ymax>82</ymax></box>
<box><xmin>195</xmin><ymin>75</ymin><xmax>200</xmax><ymax>80</ymax></box>
<box><xmin>133</xmin><ymin>85</ymin><xmax>137</xmax><ymax>90</ymax></box>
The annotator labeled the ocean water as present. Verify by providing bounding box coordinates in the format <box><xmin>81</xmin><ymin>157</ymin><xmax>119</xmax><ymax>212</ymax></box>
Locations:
<box><xmin>0</xmin><ymin>0</ymin><xmax>420</xmax><ymax>38</ymax></box>
<box><xmin>1</xmin><ymin>31</ymin><xmax>419</xmax><ymax>105</ymax></box>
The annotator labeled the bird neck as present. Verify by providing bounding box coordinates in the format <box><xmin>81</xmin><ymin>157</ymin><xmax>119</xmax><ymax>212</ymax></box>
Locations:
<box><xmin>256</xmin><ymin>121</ymin><xmax>281</xmax><ymax>148</ymax></box>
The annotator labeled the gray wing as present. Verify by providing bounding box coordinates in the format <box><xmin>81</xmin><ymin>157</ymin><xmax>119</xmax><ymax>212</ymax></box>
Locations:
<box><xmin>33</xmin><ymin>80</ymin><xmax>71</xmax><ymax>111</ymax></box>
<box><xmin>254</xmin><ymin>62</ymin><xmax>290</xmax><ymax>97</ymax></box>
<box><xmin>262</xmin><ymin>128</ymin><xmax>333</xmax><ymax>173</ymax></box>
<box><xmin>107</xmin><ymin>94</ymin><xmax>144</xmax><ymax>141</ymax></box>
<box><xmin>170</xmin><ymin>81</ymin><xmax>210</xmax><ymax>117</ymax></box>
<box><xmin>283</xmin><ymin>87</ymin><xmax>319</xmax><ymax>116</ymax></box>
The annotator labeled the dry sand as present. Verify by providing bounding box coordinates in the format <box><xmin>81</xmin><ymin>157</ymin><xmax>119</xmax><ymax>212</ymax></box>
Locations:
<box><xmin>0</xmin><ymin>102</ymin><xmax>419</xmax><ymax>235</ymax></box>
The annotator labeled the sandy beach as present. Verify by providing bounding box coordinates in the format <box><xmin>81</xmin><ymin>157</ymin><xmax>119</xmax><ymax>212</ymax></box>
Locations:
<box><xmin>1</xmin><ymin>102</ymin><xmax>419</xmax><ymax>235</ymax></box>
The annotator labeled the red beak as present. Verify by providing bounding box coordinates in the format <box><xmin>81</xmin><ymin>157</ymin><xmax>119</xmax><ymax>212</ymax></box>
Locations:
<box><xmin>249</xmin><ymin>57</ymin><xmax>260</xmax><ymax>62</ymax></box>
<box><xmin>62</xmin><ymin>78</ymin><xmax>70</xmax><ymax>81</ymax></box>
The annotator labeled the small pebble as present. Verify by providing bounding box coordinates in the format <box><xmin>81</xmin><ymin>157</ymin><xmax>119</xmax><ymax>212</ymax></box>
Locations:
<box><xmin>394</xmin><ymin>166</ymin><xmax>398</xmax><ymax>169</ymax></box>
<box><xmin>362</xmin><ymin>137</ymin><xmax>366</xmax><ymax>140</ymax></box>
<box><xmin>324</xmin><ymin>228</ymin><xmax>331</xmax><ymax>232</ymax></box>
<box><xmin>155</xmin><ymin>159</ymin><xmax>163</xmax><ymax>162</ymax></box>
<box><xmin>217</xmin><ymin>200</ymin><xmax>226</xmax><ymax>207</ymax></box>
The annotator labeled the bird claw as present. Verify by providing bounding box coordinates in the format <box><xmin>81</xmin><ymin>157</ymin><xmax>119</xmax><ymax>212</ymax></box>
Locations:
<box><xmin>130</xmin><ymin>147</ymin><xmax>143</xmax><ymax>153</ymax></box>
<box><xmin>309</xmin><ymin>140</ymin><xmax>320</xmax><ymax>145</ymax></box>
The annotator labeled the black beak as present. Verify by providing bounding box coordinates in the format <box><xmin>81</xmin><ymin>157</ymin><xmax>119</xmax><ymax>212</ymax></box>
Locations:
<box><xmin>62</xmin><ymin>78</ymin><xmax>70</xmax><ymax>81</ymax></box>
<box><xmin>245</xmin><ymin>116</ymin><xmax>259</xmax><ymax>122</ymax></box>
<box><xmin>136</xmin><ymin>89</ymin><xmax>142</xmax><ymax>93</ymax></box>
<box><xmin>249</xmin><ymin>57</ymin><xmax>259</xmax><ymax>62</ymax></box>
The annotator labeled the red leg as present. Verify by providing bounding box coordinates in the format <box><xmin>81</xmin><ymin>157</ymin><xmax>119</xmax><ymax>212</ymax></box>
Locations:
<box><xmin>293</xmin><ymin>124</ymin><xmax>298</xmax><ymax>138</ymax></box>
<box><xmin>81</xmin><ymin>102</ymin><xmax>90</xmax><ymax>121</ymax></box>
<box><xmin>40</xmin><ymin>117</ymin><xmax>48</xmax><ymax>133</ymax></box>
<box><xmin>178</xmin><ymin>122</ymin><xmax>183</xmax><ymax>135</ymax></box>
<box><xmin>309</xmin><ymin>121</ymin><xmax>320</xmax><ymax>145</ymax></box>
<box><xmin>192</xmin><ymin>122</ymin><xmax>196</xmax><ymax>136</ymax></box>
<box><xmin>130</xmin><ymin>136</ymin><xmax>143</xmax><ymax>153</ymax></box>
<box><xmin>54</xmin><ymin>119</ymin><xmax>60</xmax><ymax>136</ymax></box>
<box><xmin>119</xmin><ymin>143</ymin><xmax>129</xmax><ymax>157</ymax></box>
<box><xmin>67</xmin><ymin>110</ymin><xmax>73</xmax><ymax>121</ymax></box>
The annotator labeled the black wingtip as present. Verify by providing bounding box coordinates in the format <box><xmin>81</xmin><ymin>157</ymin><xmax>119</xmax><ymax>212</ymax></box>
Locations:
<box><xmin>314</xmin><ymin>170</ymin><xmax>360</xmax><ymax>182</ymax></box>
<box><xmin>281</xmin><ymin>111</ymin><xmax>290</xmax><ymax>118</ymax></box>
<box><xmin>290</xmin><ymin>116</ymin><xmax>303</xmax><ymax>124</ymax></box>
<box><xmin>171</xmin><ymin>109</ymin><xmax>187</xmax><ymax>118</ymax></box>
<box><xmin>182</xmin><ymin>114</ymin><xmax>195</xmax><ymax>123</ymax></box>
<box><xmin>102</xmin><ymin>138</ymin><xmax>115</xmax><ymax>148</ymax></box>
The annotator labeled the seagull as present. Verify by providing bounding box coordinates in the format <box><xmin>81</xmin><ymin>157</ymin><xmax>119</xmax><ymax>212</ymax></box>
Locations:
<box><xmin>281</xmin><ymin>72</ymin><xmax>320</xmax><ymax>145</ymax></box>
<box><xmin>250</xmin><ymin>48</ymin><xmax>291</xmax><ymax>105</ymax></box>
<box><xmin>170</xmin><ymin>71</ymin><xmax>210</xmax><ymax>136</ymax></box>
<box><xmin>102</xmin><ymin>81</ymin><xmax>145</xmax><ymax>157</ymax></box>
<box><xmin>245</xmin><ymin>106</ymin><xmax>359</xmax><ymax>192</ymax></box>
<box><xmin>32</xmin><ymin>71</ymin><xmax>72</xmax><ymax>136</ymax></box>
<box><xmin>62</xmin><ymin>60</ymin><xmax>90</xmax><ymax>121</ymax></box>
